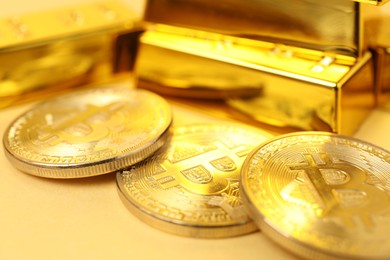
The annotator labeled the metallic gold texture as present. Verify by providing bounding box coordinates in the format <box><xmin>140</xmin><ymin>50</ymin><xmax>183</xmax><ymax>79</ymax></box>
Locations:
<box><xmin>354</xmin><ymin>0</ymin><xmax>389</xmax><ymax>6</ymax></box>
<box><xmin>117</xmin><ymin>123</ymin><xmax>273</xmax><ymax>238</ymax></box>
<box><xmin>0</xmin><ymin>1</ymin><xmax>141</xmax><ymax>108</ymax></box>
<box><xmin>135</xmin><ymin>26</ymin><xmax>375</xmax><ymax>135</ymax></box>
<box><xmin>3</xmin><ymin>86</ymin><xmax>172</xmax><ymax>178</ymax></box>
<box><xmin>137</xmin><ymin>41</ymin><xmax>263</xmax><ymax>100</ymax></box>
<box><xmin>144</xmin><ymin>0</ymin><xmax>363</xmax><ymax>58</ymax></box>
<box><xmin>365</xmin><ymin>17</ymin><xmax>390</xmax><ymax>107</ymax></box>
<box><xmin>241</xmin><ymin>132</ymin><xmax>390</xmax><ymax>259</ymax></box>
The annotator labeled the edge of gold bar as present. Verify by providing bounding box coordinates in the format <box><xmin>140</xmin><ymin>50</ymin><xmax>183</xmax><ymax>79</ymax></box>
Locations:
<box><xmin>365</xmin><ymin>16</ymin><xmax>390</xmax><ymax>107</ymax></box>
<box><xmin>144</xmin><ymin>0</ymin><xmax>364</xmax><ymax>58</ymax></box>
<box><xmin>0</xmin><ymin>1</ymin><xmax>142</xmax><ymax>109</ymax></box>
<box><xmin>136</xmin><ymin>27</ymin><xmax>375</xmax><ymax>135</ymax></box>
<box><xmin>354</xmin><ymin>0</ymin><xmax>390</xmax><ymax>6</ymax></box>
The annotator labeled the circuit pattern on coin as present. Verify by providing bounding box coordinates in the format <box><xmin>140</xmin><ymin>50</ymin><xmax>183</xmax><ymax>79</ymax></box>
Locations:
<box><xmin>241</xmin><ymin>132</ymin><xmax>390</xmax><ymax>259</ymax></box>
<box><xmin>3</xmin><ymin>86</ymin><xmax>172</xmax><ymax>178</ymax></box>
<box><xmin>117</xmin><ymin>123</ymin><xmax>272</xmax><ymax>238</ymax></box>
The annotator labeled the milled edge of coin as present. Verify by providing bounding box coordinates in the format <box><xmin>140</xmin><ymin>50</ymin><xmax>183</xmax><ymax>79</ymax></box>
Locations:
<box><xmin>4</xmin><ymin>127</ymin><xmax>172</xmax><ymax>179</ymax></box>
<box><xmin>2</xmin><ymin>87</ymin><xmax>173</xmax><ymax>178</ymax></box>
<box><xmin>240</xmin><ymin>131</ymin><xmax>390</xmax><ymax>260</ymax></box>
<box><xmin>117</xmin><ymin>178</ymin><xmax>259</xmax><ymax>239</ymax></box>
<box><xmin>116</xmin><ymin>123</ymin><xmax>273</xmax><ymax>238</ymax></box>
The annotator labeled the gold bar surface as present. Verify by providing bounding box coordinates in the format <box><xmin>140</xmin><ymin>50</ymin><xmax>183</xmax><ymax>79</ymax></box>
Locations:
<box><xmin>0</xmin><ymin>1</ymin><xmax>141</xmax><ymax>108</ymax></box>
<box><xmin>354</xmin><ymin>0</ymin><xmax>389</xmax><ymax>6</ymax></box>
<box><xmin>136</xmin><ymin>26</ymin><xmax>375</xmax><ymax>135</ymax></box>
<box><xmin>366</xmin><ymin>17</ymin><xmax>390</xmax><ymax>106</ymax></box>
<box><xmin>144</xmin><ymin>0</ymin><xmax>363</xmax><ymax>58</ymax></box>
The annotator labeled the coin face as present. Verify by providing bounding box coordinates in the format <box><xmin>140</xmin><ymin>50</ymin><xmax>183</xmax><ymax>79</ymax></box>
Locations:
<box><xmin>117</xmin><ymin>123</ymin><xmax>273</xmax><ymax>238</ymax></box>
<box><xmin>3</xmin><ymin>86</ymin><xmax>172</xmax><ymax>178</ymax></box>
<box><xmin>241</xmin><ymin>132</ymin><xmax>390</xmax><ymax>259</ymax></box>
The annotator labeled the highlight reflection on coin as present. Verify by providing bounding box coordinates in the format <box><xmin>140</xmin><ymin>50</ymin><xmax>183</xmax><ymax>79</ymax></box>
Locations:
<box><xmin>241</xmin><ymin>132</ymin><xmax>390</xmax><ymax>259</ymax></box>
<box><xmin>3</xmin><ymin>86</ymin><xmax>172</xmax><ymax>178</ymax></box>
<box><xmin>117</xmin><ymin>123</ymin><xmax>273</xmax><ymax>238</ymax></box>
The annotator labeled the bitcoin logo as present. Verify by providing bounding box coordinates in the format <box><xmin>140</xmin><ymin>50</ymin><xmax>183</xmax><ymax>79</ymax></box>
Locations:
<box><xmin>34</xmin><ymin>102</ymin><xmax>125</xmax><ymax>146</ymax></box>
<box><xmin>4</xmin><ymin>87</ymin><xmax>172</xmax><ymax>178</ymax></box>
<box><xmin>116</xmin><ymin>124</ymin><xmax>272</xmax><ymax>238</ymax></box>
<box><xmin>241</xmin><ymin>132</ymin><xmax>390</xmax><ymax>258</ymax></box>
<box><xmin>286</xmin><ymin>152</ymin><xmax>389</xmax><ymax>228</ymax></box>
<box><xmin>153</xmin><ymin>140</ymin><xmax>247</xmax><ymax>195</ymax></box>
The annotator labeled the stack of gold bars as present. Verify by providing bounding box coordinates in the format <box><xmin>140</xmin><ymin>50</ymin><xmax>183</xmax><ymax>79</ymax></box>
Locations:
<box><xmin>2</xmin><ymin>0</ymin><xmax>390</xmax><ymax>259</ymax></box>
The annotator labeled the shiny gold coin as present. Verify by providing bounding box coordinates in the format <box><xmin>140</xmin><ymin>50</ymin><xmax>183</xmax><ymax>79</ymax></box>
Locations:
<box><xmin>241</xmin><ymin>132</ymin><xmax>390</xmax><ymax>259</ymax></box>
<box><xmin>117</xmin><ymin>123</ymin><xmax>273</xmax><ymax>238</ymax></box>
<box><xmin>3</xmin><ymin>86</ymin><xmax>172</xmax><ymax>178</ymax></box>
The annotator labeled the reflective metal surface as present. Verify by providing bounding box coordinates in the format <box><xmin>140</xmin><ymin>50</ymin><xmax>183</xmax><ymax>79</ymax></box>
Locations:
<box><xmin>3</xmin><ymin>86</ymin><xmax>172</xmax><ymax>178</ymax></box>
<box><xmin>241</xmin><ymin>132</ymin><xmax>390</xmax><ymax>259</ymax></box>
<box><xmin>145</xmin><ymin>0</ymin><xmax>363</xmax><ymax>57</ymax></box>
<box><xmin>135</xmin><ymin>26</ymin><xmax>375</xmax><ymax>135</ymax></box>
<box><xmin>354</xmin><ymin>0</ymin><xmax>389</xmax><ymax>5</ymax></box>
<box><xmin>117</xmin><ymin>123</ymin><xmax>272</xmax><ymax>238</ymax></box>
<box><xmin>137</xmin><ymin>42</ymin><xmax>263</xmax><ymax>99</ymax></box>
<box><xmin>0</xmin><ymin>1</ymin><xmax>141</xmax><ymax>109</ymax></box>
<box><xmin>366</xmin><ymin>17</ymin><xmax>390</xmax><ymax>107</ymax></box>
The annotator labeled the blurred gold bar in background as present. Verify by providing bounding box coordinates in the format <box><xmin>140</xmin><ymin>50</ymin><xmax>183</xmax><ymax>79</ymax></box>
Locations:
<box><xmin>0</xmin><ymin>1</ymin><xmax>142</xmax><ymax>108</ymax></box>
<box><xmin>366</xmin><ymin>16</ymin><xmax>390</xmax><ymax>107</ymax></box>
<box><xmin>144</xmin><ymin>0</ymin><xmax>364</xmax><ymax>58</ymax></box>
<box><xmin>136</xmin><ymin>25</ymin><xmax>375</xmax><ymax>135</ymax></box>
<box><xmin>354</xmin><ymin>0</ymin><xmax>389</xmax><ymax>6</ymax></box>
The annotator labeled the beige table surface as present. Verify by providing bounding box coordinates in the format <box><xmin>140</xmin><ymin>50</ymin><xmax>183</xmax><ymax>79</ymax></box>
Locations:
<box><xmin>1</xmin><ymin>1</ymin><xmax>390</xmax><ymax>260</ymax></box>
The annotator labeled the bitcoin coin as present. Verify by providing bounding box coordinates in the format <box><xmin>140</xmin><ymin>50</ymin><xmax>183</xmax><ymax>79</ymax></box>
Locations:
<box><xmin>241</xmin><ymin>132</ymin><xmax>390</xmax><ymax>259</ymax></box>
<box><xmin>3</xmin><ymin>86</ymin><xmax>172</xmax><ymax>178</ymax></box>
<box><xmin>117</xmin><ymin>123</ymin><xmax>273</xmax><ymax>238</ymax></box>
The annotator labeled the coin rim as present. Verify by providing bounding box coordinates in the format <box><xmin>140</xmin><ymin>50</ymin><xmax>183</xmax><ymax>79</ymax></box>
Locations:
<box><xmin>240</xmin><ymin>131</ymin><xmax>390</xmax><ymax>259</ymax></box>
<box><xmin>2</xmin><ymin>87</ymin><xmax>173</xmax><ymax>178</ymax></box>
<box><xmin>116</xmin><ymin>122</ymin><xmax>274</xmax><ymax>238</ymax></box>
<box><xmin>117</xmin><ymin>177</ymin><xmax>259</xmax><ymax>238</ymax></box>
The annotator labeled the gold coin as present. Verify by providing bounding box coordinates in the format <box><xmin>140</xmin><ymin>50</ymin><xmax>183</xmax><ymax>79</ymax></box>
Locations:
<box><xmin>3</xmin><ymin>86</ymin><xmax>172</xmax><ymax>178</ymax></box>
<box><xmin>241</xmin><ymin>132</ymin><xmax>390</xmax><ymax>259</ymax></box>
<box><xmin>116</xmin><ymin>123</ymin><xmax>273</xmax><ymax>238</ymax></box>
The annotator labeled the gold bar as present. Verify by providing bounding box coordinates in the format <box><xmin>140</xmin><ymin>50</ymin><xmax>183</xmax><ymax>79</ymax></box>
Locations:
<box><xmin>354</xmin><ymin>0</ymin><xmax>389</xmax><ymax>6</ymax></box>
<box><xmin>136</xmin><ymin>26</ymin><xmax>375</xmax><ymax>135</ymax></box>
<box><xmin>0</xmin><ymin>1</ymin><xmax>141</xmax><ymax>108</ymax></box>
<box><xmin>144</xmin><ymin>0</ymin><xmax>364</xmax><ymax>58</ymax></box>
<box><xmin>366</xmin><ymin>16</ymin><xmax>390</xmax><ymax>107</ymax></box>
